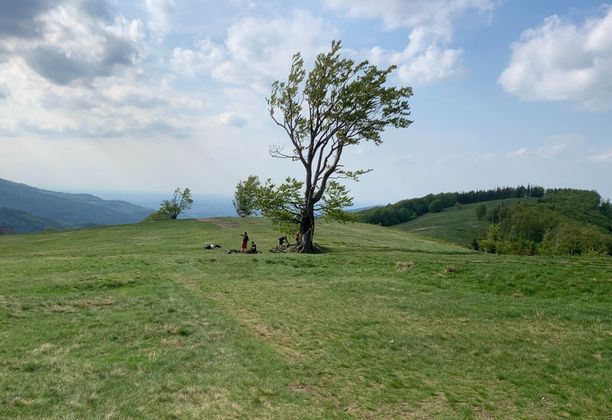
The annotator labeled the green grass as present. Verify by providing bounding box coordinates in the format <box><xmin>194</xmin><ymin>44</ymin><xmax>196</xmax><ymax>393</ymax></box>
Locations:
<box><xmin>394</xmin><ymin>198</ymin><xmax>533</xmax><ymax>245</ymax></box>
<box><xmin>1</xmin><ymin>218</ymin><xmax>610</xmax><ymax>418</ymax></box>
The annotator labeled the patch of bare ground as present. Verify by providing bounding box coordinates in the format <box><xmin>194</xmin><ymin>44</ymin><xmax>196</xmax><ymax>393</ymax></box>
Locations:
<box><xmin>396</xmin><ymin>261</ymin><xmax>415</xmax><ymax>272</ymax></box>
<box><xmin>197</xmin><ymin>218</ymin><xmax>240</xmax><ymax>228</ymax></box>
<box><xmin>288</xmin><ymin>382</ymin><xmax>317</xmax><ymax>393</ymax></box>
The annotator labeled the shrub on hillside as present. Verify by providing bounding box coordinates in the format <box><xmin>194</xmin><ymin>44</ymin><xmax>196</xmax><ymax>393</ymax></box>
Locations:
<box><xmin>429</xmin><ymin>199</ymin><xmax>443</xmax><ymax>213</ymax></box>
<box><xmin>541</xmin><ymin>224</ymin><xmax>611</xmax><ymax>256</ymax></box>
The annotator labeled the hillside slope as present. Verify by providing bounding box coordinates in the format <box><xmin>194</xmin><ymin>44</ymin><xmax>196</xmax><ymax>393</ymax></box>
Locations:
<box><xmin>0</xmin><ymin>178</ymin><xmax>152</xmax><ymax>228</ymax></box>
<box><xmin>0</xmin><ymin>207</ymin><xmax>65</xmax><ymax>233</ymax></box>
<box><xmin>394</xmin><ymin>198</ymin><xmax>529</xmax><ymax>245</ymax></box>
<box><xmin>0</xmin><ymin>219</ymin><xmax>610</xmax><ymax>418</ymax></box>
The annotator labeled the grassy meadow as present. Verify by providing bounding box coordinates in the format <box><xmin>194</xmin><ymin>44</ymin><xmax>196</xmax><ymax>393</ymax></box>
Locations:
<box><xmin>394</xmin><ymin>198</ymin><xmax>533</xmax><ymax>245</ymax></box>
<box><xmin>0</xmin><ymin>218</ymin><xmax>610</xmax><ymax>418</ymax></box>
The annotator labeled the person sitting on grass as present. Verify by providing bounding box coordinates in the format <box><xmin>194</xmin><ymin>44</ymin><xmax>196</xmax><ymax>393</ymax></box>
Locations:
<box><xmin>249</xmin><ymin>241</ymin><xmax>257</xmax><ymax>254</ymax></box>
<box><xmin>278</xmin><ymin>235</ymin><xmax>289</xmax><ymax>248</ymax></box>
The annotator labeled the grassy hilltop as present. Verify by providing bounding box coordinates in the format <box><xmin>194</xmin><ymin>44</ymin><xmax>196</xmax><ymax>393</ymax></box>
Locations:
<box><xmin>394</xmin><ymin>198</ymin><xmax>529</xmax><ymax>245</ymax></box>
<box><xmin>1</xmin><ymin>219</ymin><xmax>610</xmax><ymax>418</ymax></box>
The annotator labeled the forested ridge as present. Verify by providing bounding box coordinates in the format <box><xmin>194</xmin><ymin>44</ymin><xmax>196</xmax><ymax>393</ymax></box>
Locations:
<box><xmin>357</xmin><ymin>185</ymin><xmax>545</xmax><ymax>226</ymax></box>
<box><xmin>480</xmin><ymin>189</ymin><xmax>612</xmax><ymax>255</ymax></box>
<box><xmin>358</xmin><ymin>187</ymin><xmax>612</xmax><ymax>256</ymax></box>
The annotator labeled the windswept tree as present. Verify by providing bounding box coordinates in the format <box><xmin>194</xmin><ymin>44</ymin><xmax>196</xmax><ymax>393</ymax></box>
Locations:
<box><xmin>146</xmin><ymin>187</ymin><xmax>193</xmax><ymax>221</ymax></box>
<box><xmin>266</xmin><ymin>40</ymin><xmax>413</xmax><ymax>252</ymax></box>
<box><xmin>233</xmin><ymin>175</ymin><xmax>260</xmax><ymax>217</ymax></box>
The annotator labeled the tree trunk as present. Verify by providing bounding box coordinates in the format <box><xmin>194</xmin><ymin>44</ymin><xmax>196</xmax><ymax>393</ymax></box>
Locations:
<box><xmin>298</xmin><ymin>205</ymin><xmax>318</xmax><ymax>253</ymax></box>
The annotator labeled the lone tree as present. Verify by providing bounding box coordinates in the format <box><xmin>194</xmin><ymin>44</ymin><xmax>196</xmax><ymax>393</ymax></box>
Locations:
<box><xmin>233</xmin><ymin>175</ymin><xmax>260</xmax><ymax>217</ymax></box>
<box><xmin>146</xmin><ymin>187</ymin><xmax>193</xmax><ymax>220</ymax></box>
<box><xmin>265</xmin><ymin>40</ymin><xmax>413</xmax><ymax>252</ymax></box>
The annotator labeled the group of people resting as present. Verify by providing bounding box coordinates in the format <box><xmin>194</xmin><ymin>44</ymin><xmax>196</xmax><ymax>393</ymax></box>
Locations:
<box><xmin>206</xmin><ymin>231</ymin><xmax>300</xmax><ymax>254</ymax></box>
<box><xmin>240</xmin><ymin>232</ymin><xmax>258</xmax><ymax>254</ymax></box>
<box><xmin>239</xmin><ymin>232</ymin><xmax>297</xmax><ymax>253</ymax></box>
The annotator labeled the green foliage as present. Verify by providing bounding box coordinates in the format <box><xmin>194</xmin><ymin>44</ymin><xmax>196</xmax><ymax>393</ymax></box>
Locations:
<box><xmin>255</xmin><ymin>178</ymin><xmax>303</xmax><ymax>234</ymax></box>
<box><xmin>475</xmin><ymin>204</ymin><xmax>487</xmax><ymax>221</ymax></box>
<box><xmin>477</xmin><ymin>189</ymin><xmax>612</xmax><ymax>256</ymax></box>
<box><xmin>358</xmin><ymin>185</ymin><xmax>544</xmax><ymax>227</ymax></box>
<box><xmin>541</xmin><ymin>224</ymin><xmax>611</xmax><ymax>256</ymax></box>
<box><xmin>544</xmin><ymin>189</ymin><xmax>612</xmax><ymax>231</ymax></box>
<box><xmin>266</xmin><ymin>40</ymin><xmax>412</xmax><ymax>251</ymax></box>
<box><xmin>319</xmin><ymin>181</ymin><xmax>354</xmax><ymax>223</ymax></box>
<box><xmin>146</xmin><ymin>187</ymin><xmax>193</xmax><ymax>221</ymax></box>
<box><xmin>428</xmin><ymin>199</ymin><xmax>443</xmax><ymax>213</ymax></box>
<box><xmin>253</xmin><ymin>178</ymin><xmax>354</xmax><ymax>234</ymax></box>
<box><xmin>233</xmin><ymin>175</ymin><xmax>260</xmax><ymax>217</ymax></box>
<box><xmin>395</xmin><ymin>198</ymin><xmax>531</xmax><ymax>245</ymax></box>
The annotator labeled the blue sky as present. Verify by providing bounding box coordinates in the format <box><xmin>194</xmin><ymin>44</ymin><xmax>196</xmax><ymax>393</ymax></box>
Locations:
<box><xmin>0</xmin><ymin>0</ymin><xmax>611</xmax><ymax>205</ymax></box>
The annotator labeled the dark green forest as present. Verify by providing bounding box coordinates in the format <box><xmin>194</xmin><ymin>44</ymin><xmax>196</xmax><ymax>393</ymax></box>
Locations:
<box><xmin>480</xmin><ymin>189</ymin><xmax>612</xmax><ymax>256</ymax></box>
<box><xmin>357</xmin><ymin>185</ymin><xmax>545</xmax><ymax>226</ymax></box>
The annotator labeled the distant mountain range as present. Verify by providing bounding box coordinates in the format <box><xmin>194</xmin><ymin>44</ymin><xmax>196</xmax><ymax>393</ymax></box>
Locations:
<box><xmin>0</xmin><ymin>178</ymin><xmax>153</xmax><ymax>234</ymax></box>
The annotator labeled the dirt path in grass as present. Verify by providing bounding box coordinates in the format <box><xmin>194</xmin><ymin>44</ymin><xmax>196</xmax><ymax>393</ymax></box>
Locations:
<box><xmin>197</xmin><ymin>218</ymin><xmax>240</xmax><ymax>228</ymax></box>
<box><xmin>407</xmin><ymin>226</ymin><xmax>440</xmax><ymax>231</ymax></box>
<box><xmin>170</xmin><ymin>273</ymin><xmax>303</xmax><ymax>362</ymax></box>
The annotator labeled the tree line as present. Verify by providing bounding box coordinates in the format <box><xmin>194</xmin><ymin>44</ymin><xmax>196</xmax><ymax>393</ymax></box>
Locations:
<box><xmin>357</xmin><ymin>185</ymin><xmax>545</xmax><ymax>226</ymax></box>
<box><xmin>477</xmin><ymin>189</ymin><xmax>612</xmax><ymax>256</ymax></box>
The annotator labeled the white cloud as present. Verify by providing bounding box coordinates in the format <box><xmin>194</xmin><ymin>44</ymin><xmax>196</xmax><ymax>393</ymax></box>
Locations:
<box><xmin>171</xmin><ymin>10</ymin><xmax>338</xmax><ymax>91</ymax></box>
<box><xmin>170</xmin><ymin>38</ymin><xmax>224</xmax><ymax>76</ymax></box>
<box><xmin>213</xmin><ymin>112</ymin><xmax>248</xmax><ymax>128</ymax></box>
<box><xmin>325</xmin><ymin>0</ymin><xmax>497</xmax><ymax>84</ymax></box>
<box><xmin>536</xmin><ymin>143</ymin><xmax>567</xmax><ymax>158</ymax></box>
<box><xmin>0</xmin><ymin>1</ymin><xmax>145</xmax><ymax>86</ymax></box>
<box><xmin>499</xmin><ymin>7</ymin><xmax>612</xmax><ymax>110</ymax></box>
<box><xmin>0</xmin><ymin>1</ymin><xmax>209</xmax><ymax>141</ymax></box>
<box><xmin>144</xmin><ymin>0</ymin><xmax>175</xmax><ymax>41</ymax></box>
<box><xmin>589</xmin><ymin>150</ymin><xmax>612</xmax><ymax>163</ymax></box>
<box><xmin>367</xmin><ymin>29</ymin><xmax>463</xmax><ymax>84</ymax></box>
<box><xmin>508</xmin><ymin>147</ymin><xmax>527</xmax><ymax>157</ymax></box>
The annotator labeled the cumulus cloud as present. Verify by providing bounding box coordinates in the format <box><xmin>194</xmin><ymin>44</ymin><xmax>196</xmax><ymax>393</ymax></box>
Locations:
<box><xmin>0</xmin><ymin>0</ymin><xmax>54</xmax><ymax>39</ymax></box>
<box><xmin>144</xmin><ymin>0</ymin><xmax>175</xmax><ymax>41</ymax></box>
<box><xmin>0</xmin><ymin>0</ymin><xmax>202</xmax><ymax>140</ymax></box>
<box><xmin>170</xmin><ymin>10</ymin><xmax>338</xmax><ymax>91</ymax></box>
<box><xmin>325</xmin><ymin>0</ymin><xmax>498</xmax><ymax>84</ymax></box>
<box><xmin>0</xmin><ymin>1</ymin><xmax>145</xmax><ymax>86</ymax></box>
<box><xmin>214</xmin><ymin>112</ymin><xmax>248</xmax><ymax>128</ymax></box>
<box><xmin>499</xmin><ymin>7</ymin><xmax>612</xmax><ymax>110</ymax></box>
<box><xmin>80</xmin><ymin>0</ymin><xmax>115</xmax><ymax>22</ymax></box>
<box><xmin>170</xmin><ymin>38</ymin><xmax>224</xmax><ymax>76</ymax></box>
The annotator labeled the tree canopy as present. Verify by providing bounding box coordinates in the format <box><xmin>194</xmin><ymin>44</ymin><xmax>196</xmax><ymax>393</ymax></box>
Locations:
<box><xmin>233</xmin><ymin>175</ymin><xmax>260</xmax><ymax>217</ymax></box>
<box><xmin>263</xmin><ymin>40</ymin><xmax>413</xmax><ymax>252</ymax></box>
<box><xmin>146</xmin><ymin>187</ymin><xmax>193</xmax><ymax>221</ymax></box>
